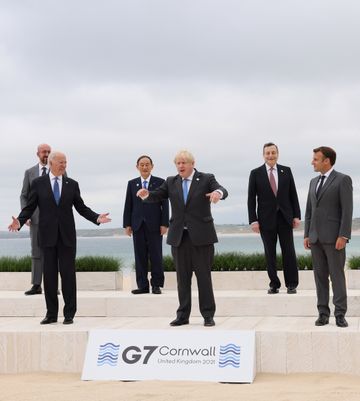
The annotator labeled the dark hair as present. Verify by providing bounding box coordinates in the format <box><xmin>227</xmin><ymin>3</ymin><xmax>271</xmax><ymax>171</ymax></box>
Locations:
<box><xmin>263</xmin><ymin>142</ymin><xmax>278</xmax><ymax>152</ymax></box>
<box><xmin>136</xmin><ymin>155</ymin><xmax>153</xmax><ymax>165</ymax></box>
<box><xmin>313</xmin><ymin>146</ymin><xmax>336</xmax><ymax>166</ymax></box>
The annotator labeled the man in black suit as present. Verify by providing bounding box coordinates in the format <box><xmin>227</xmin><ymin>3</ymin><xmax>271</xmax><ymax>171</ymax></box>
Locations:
<box><xmin>9</xmin><ymin>151</ymin><xmax>111</xmax><ymax>325</ymax></box>
<box><xmin>137</xmin><ymin>150</ymin><xmax>228</xmax><ymax>327</ymax></box>
<box><xmin>248</xmin><ymin>142</ymin><xmax>301</xmax><ymax>294</ymax></box>
<box><xmin>123</xmin><ymin>155</ymin><xmax>169</xmax><ymax>294</ymax></box>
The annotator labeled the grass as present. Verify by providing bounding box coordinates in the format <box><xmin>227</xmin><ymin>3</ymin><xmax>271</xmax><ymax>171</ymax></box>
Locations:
<box><xmin>163</xmin><ymin>252</ymin><xmax>313</xmax><ymax>272</ymax></box>
<box><xmin>348</xmin><ymin>256</ymin><xmax>360</xmax><ymax>270</ymax></box>
<box><xmin>0</xmin><ymin>256</ymin><xmax>121</xmax><ymax>272</ymax></box>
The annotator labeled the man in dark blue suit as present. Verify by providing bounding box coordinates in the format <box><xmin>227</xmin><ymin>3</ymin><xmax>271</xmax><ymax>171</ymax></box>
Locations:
<box><xmin>248</xmin><ymin>142</ymin><xmax>301</xmax><ymax>294</ymax></box>
<box><xmin>9</xmin><ymin>151</ymin><xmax>111</xmax><ymax>325</ymax></box>
<box><xmin>137</xmin><ymin>150</ymin><xmax>228</xmax><ymax>327</ymax></box>
<box><xmin>123</xmin><ymin>155</ymin><xmax>169</xmax><ymax>294</ymax></box>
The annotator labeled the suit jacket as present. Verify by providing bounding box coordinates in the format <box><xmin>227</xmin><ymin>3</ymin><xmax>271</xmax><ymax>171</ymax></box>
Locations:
<box><xmin>20</xmin><ymin>164</ymin><xmax>41</xmax><ymax>224</ymax></box>
<box><xmin>248</xmin><ymin>163</ymin><xmax>301</xmax><ymax>230</ymax></box>
<box><xmin>17</xmin><ymin>175</ymin><xmax>99</xmax><ymax>248</ymax></box>
<box><xmin>123</xmin><ymin>175</ymin><xmax>169</xmax><ymax>232</ymax></box>
<box><xmin>146</xmin><ymin>170</ymin><xmax>228</xmax><ymax>247</ymax></box>
<box><xmin>304</xmin><ymin>170</ymin><xmax>353</xmax><ymax>244</ymax></box>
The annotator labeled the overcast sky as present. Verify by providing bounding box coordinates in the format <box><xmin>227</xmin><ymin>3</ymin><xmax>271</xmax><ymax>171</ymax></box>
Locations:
<box><xmin>1</xmin><ymin>0</ymin><xmax>359</xmax><ymax>230</ymax></box>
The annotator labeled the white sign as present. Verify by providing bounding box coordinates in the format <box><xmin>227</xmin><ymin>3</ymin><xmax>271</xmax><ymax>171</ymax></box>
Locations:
<box><xmin>82</xmin><ymin>330</ymin><xmax>256</xmax><ymax>383</ymax></box>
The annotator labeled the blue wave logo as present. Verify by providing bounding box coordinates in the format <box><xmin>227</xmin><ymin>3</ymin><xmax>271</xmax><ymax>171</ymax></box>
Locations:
<box><xmin>97</xmin><ymin>342</ymin><xmax>120</xmax><ymax>367</ymax></box>
<box><xmin>219</xmin><ymin>343</ymin><xmax>241</xmax><ymax>368</ymax></box>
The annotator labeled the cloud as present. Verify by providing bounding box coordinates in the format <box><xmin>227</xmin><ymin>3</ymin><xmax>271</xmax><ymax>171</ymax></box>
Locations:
<box><xmin>0</xmin><ymin>0</ymin><xmax>359</xmax><ymax>229</ymax></box>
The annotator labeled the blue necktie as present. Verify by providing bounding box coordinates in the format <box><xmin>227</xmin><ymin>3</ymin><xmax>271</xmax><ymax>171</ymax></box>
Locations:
<box><xmin>143</xmin><ymin>180</ymin><xmax>148</xmax><ymax>189</ymax></box>
<box><xmin>182</xmin><ymin>179</ymin><xmax>189</xmax><ymax>203</ymax></box>
<box><xmin>53</xmin><ymin>177</ymin><xmax>60</xmax><ymax>205</ymax></box>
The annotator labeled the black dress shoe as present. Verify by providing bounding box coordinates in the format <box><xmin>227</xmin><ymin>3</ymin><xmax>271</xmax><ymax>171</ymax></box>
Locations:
<box><xmin>152</xmin><ymin>287</ymin><xmax>162</xmax><ymax>294</ymax></box>
<box><xmin>170</xmin><ymin>318</ymin><xmax>189</xmax><ymax>326</ymax></box>
<box><xmin>204</xmin><ymin>317</ymin><xmax>215</xmax><ymax>327</ymax></box>
<box><xmin>63</xmin><ymin>317</ymin><xmax>74</xmax><ymax>325</ymax></box>
<box><xmin>25</xmin><ymin>285</ymin><xmax>42</xmax><ymax>295</ymax></box>
<box><xmin>131</xmin><ymin>288</ymin><xmax>150</xmax><ymax>294</ymax></box>
<box><xmin>40</xmin><ymin>316</ymin><xmax>57</xmax><ymax>325</ymax></box>
<box><xmin>287</xmin><ymin>287</ymin><xmax>297</xmax><ymax>294</ymax></box>
<box><xmin>335</xmin><ymin>315</ymin><xmax>348</xmax><ymax>328</ymax></box>
<box><xmin>267</xmin><ymin>287</ymin><xmax>279</xmax><ymax>294</ymax></box>
<box><xmin>315</xmin><ymin>314</ymin><xmax>329</xmax><ymax>326</ymax></box>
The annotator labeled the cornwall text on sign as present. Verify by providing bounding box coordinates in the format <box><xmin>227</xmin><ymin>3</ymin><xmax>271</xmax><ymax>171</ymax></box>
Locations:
<box><xmin>82</xmin><ymin>330</ymin><xmax>256</xmax><ymax>382</ymax></box>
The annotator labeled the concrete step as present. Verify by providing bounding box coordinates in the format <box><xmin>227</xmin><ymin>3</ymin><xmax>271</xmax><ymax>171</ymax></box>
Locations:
<box><xmin>1</xmin><ymin>316</ymin><xmax>360</xmax><ymax>375</ymax></box>
<box><xmin>2</xmin><ymin>270</ymin><xmax>360</xmax><ymax>291</ymax></box>
<box><xmin>1</xmin><ymin>289</ymin><xmax>360</xmax><ymax>317</ymax></box>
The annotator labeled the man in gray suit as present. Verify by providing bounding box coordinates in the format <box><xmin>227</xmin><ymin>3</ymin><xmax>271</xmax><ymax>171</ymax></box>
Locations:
<box><xmin>304</xmin><ymin>146</ymin><xmax>353</xmax><ymax>328</ymax></box>
<box><xmin>20</xmin><ymin>143</ymin><xmax>51</xmax><ymax>295</ymax></box>
<box><xmin>137</xmin><ymin>150</ymin><xmax>228</xmax><ymax>327</ymax></box>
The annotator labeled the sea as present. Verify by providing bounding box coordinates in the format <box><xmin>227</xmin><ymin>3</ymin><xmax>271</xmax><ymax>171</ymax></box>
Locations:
<box><xmin>0</xmin><ymin>234</ymin><xmax>359</xmax><ymax>268</ymax></box>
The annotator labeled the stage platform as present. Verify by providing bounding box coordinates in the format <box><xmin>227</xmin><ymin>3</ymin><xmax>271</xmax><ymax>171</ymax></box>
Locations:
<box><xmin>1</xmin><ymin>287</ymin><xmax>360</xmax><ymax>375</ymax></box>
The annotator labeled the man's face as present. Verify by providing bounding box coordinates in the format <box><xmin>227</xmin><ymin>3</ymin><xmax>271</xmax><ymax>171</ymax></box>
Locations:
<box><xmin>312</xmin><ymin>151</ymin><xmax>329</xmax><ymax>173</ymax></box>
<box><xmin>175</xmin><ymin>157</ymin><xmax>194</xmax><ymax>178</ymax></box>
<box><xmin>263</xmin><ymin>145</ymin><xmax>279</xmax><ymax>167</ymax></box>
<box><xmin>136</xmin><ymin>157</ymin><xmax>153</xmax><ymax>179</ymax></box>
<box><xmin>50</xmin><ymin>153</ymin><xmax>67</xmax><ymax>177</ymax></box>
<box><xmin>37</xmin><ymin>145</ymin><xmax>51</xmax><ymax>165</ymax></box>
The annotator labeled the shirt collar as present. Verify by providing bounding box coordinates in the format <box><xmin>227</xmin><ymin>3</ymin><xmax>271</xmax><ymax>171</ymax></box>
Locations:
<box><xmin>49</xmin><ymin>171</ymin><xmax>62</xmax><ymax>181</ymax></box>
<box><xmin>140</xmin><ymin>175</ymin><xmax>151</xmax><ymax>184</ymax></box>
<box><xmin>183</xmin><ymin>170</ymin><xmax>195</xmax><ymax>181</ymax></box>
<box><xmin>321</xmin><ymin>167</ymin><xmax>334</xmax><ymax>178</ymax></box>
<box><xmin>265</xmin><ymin>163</ymin><xmax>277</xmax><ymax>171</ymax></box>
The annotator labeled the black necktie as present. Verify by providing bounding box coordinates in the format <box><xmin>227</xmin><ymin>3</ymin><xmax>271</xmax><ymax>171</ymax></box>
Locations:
<box><xmin>41</xmin><ymin>167</ymin><xmax>47</xmax><ymax>176</ymax></box>
<box><xmin>316</xmin><ymin>175</ymin><xmax>326</xmax><ymax>198</ymax></box>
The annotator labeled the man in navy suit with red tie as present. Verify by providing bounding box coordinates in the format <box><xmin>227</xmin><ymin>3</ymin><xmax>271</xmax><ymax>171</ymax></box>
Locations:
<box><xmin>248</xmin><ymin>143</ymin><xmax>301</xmax><ymax>294</ymax></box>
<box><xmin>123</xmin><ymin>155</ymin><xmax>169</xmax><ymax>294</ymax></box>
<box><xmin>9</xmin><ymin>151</ymin><xmax>111</xmax><ymax>325</ymax></box>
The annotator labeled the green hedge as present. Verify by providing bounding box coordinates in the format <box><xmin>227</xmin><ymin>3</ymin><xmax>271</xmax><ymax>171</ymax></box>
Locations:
<box><xmin>0</xmin><ymin>256</ymin><xmax>121</xmax><ymax>272</ymax></box>
<box><xmin>348</xmin><ymin>256</ymin><xmax>360</xmax><ymax>270</ymax></box>
<box><xmin>0</xmin><ymin>256</ymin><xmax>32</xmax><ymax>272</ymax></box>
<box><xmin>163</xmin><ymin>252</ymin><xmax>313</xmax><ymax>272</ymax></box>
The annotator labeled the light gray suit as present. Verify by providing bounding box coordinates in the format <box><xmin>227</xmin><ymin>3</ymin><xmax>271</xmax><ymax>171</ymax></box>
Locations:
<box><xmin>304</xmin><ymin>170</ymin><xmax>353</xmax><ymax>317</ymax></box>
<box><xmin>20</xmin><ymin>164</ymin><xmax>45</xmax><ymax>286</ymax></box>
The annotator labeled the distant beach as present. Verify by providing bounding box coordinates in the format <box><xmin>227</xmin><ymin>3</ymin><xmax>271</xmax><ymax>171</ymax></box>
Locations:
<box><xmin>1</xmin><ymin>232</ymin><xmax>359</xmax><ymax>267</ymax></box>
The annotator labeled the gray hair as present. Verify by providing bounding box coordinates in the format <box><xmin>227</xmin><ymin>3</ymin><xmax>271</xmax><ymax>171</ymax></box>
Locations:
<box><xmin>48</xmin><ymin>151</ymin><xmax>65</xmax><ymax>164</ymax></box>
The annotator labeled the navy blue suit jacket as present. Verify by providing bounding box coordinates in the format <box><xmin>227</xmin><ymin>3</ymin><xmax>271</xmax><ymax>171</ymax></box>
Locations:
<box><xmin>123</xmin><ymin>176</ymin><xmax>169</xmax><ymax>232</ymax></box>
<box><xmin>17</xmin><ymin>174</ymin><xmax>100</xmax><ymax>248</ymax></box>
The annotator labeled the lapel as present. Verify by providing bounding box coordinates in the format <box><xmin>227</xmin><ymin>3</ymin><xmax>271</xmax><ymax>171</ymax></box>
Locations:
<box><xmin>277</xmin><ymin>164</ymin><xmax>285</xmax><ymax>191</ymax></box>
<box><xmin>310</xmin><ymin>177</ymin><xmax>318</xmax><ymax>200</ymax></box>
<box><xmin>176</xmin><ymin>175</ymin><xmax>183</xmax><ymax>203</ymax></box>
<box><xmin>44</xmin><ymin>175</ymin><xmax>57</xmax><ymax>205</ymax></box>
<box><xmin>134</xmin><ymin>177</ymin><xmax>142</xmax><ymax>192</ymax></box>
<box><xmin>317</xmin><ymin>170</ymin><xmax>336</xmax><ymax>201</ymax></box>
<box><xmin>148</xmin><ymin>176</ymin><xmax>155</xmax><ymax>190</ymax></box>
<box><xmin>30</xmin><ymin>164</ymin><xmax>39</xmax><ymax>180</ymax></box>
<box><xmin>59</xmin><ymin>175</ymin><xmax>69</xmax><ymax>205</ymax></box>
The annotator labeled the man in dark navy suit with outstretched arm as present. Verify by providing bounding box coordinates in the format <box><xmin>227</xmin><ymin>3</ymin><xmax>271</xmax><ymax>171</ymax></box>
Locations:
<box><xmin>137</xmin><ymin>150</ymin><xmax>228</xmax><ymax>327</ymax></box>
<box><xmin>9</xmin><ymin>151</ymin><xmax>111</xmax><ymax>325</ymax></box>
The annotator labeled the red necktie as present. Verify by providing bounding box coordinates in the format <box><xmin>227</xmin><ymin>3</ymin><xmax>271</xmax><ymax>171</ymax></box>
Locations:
<box><xmin>269</xmin><ymin>168</ymin><xmax>277</xmax><ymax>196</ymax></box>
